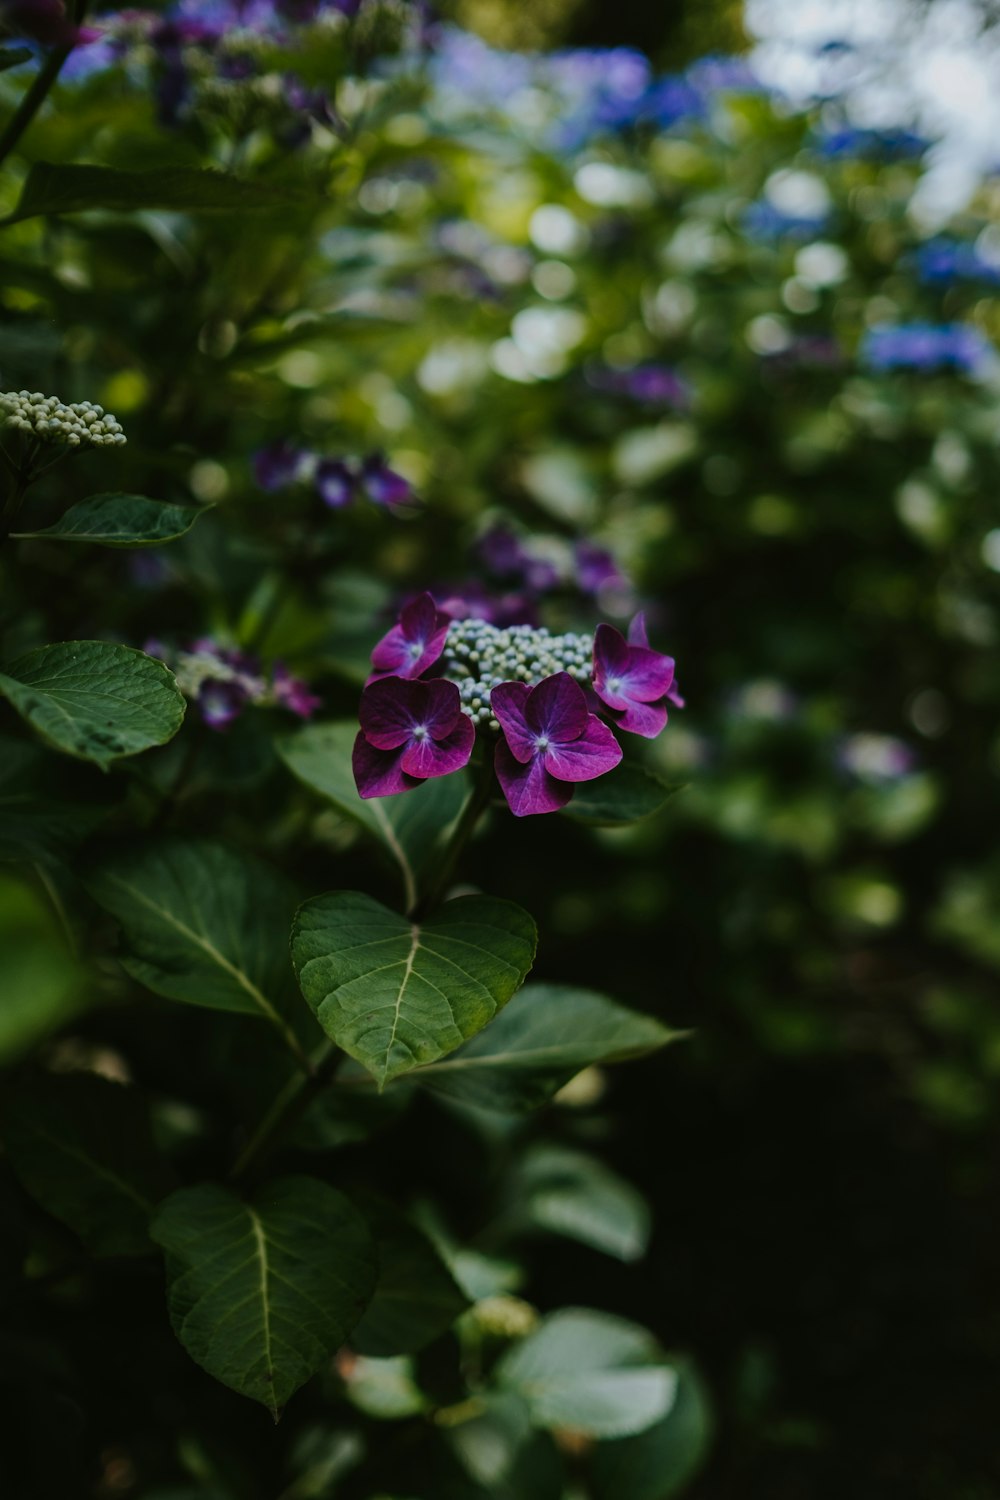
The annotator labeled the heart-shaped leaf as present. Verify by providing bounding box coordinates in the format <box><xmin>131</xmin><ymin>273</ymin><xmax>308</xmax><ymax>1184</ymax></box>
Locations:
<box><xmin>292</xmin><ymin>892</ymin><xmax>537</xmax><ymax>1088</ymax></box>
<box><xmin>412</xmin><ymin>983</ymin><xmax>678</xmax><ymax>1112</ymax></box>
<box><xmin>3</xmin><ymin>1074</ymin><xmax>176</xmax><ymax>1258</ymax></box>
<box><xmin>151</xmin><ymin>1177</ymin><xmax>376</xmax><ymax>1418</ymax></box>
<box><xmin>278</xmin><ymin>721</ymin><xmax>467</xmax><ymax>909</ymax></box>
<box><xmin>0</xmin><ymin>641</ymin><xmax>184</xmax><ymax>769</ymax></box>
<box><xmin>86</xmin><ymin>840</ymin><xmax>307</xmax><ymax>1060</ymax></box>
<box><xmin>13</xmin><ymin>493</ymin><xmax>208</xmax><ymax>547</ymax></box>
<box><xmin>495</xmin><ymin>1309</ymin><xmax>677</xmax><ymax>1439</ymax></box>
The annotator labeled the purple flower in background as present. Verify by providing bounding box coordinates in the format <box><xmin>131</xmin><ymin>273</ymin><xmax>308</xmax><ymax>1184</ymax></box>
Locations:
<box><xmin>437</xmin><ymin>585</ymin><xmax>540</xmax><ymax>628</ymax></box>
<box><xmin>491</xmin><ymin>672</ymin><xmax>622</xmax><ymax>817</ymax></box>
<box><xmin>476</xmin><ymin>525</ymin><xmax>559</xmax><ymax>594</ymax></box>
<box><xmin>353</xmin><ymin>676</ymin><xmax>475</xmax><ymax>798</ymax></box>
<box><xmin>0</xmin><ymin>0</ymin><xmax>99</xmax><ymax>46</ymax></box>
<box><xmin>360</xmin><ymin>454</ymin><xmax>414</xmax><ymax>509</ymax></box>
<box><xmin>861</xmin><ymin>322</ymin><xmax>997</xmax><ymax>377</ymax></box>
<box><xmin>641</xmin><ymin>75</ymin><xmax>705</xmax><ymax>130</ymax></box>
<box><xmin>591</xmin><ymin>362</ymin><xmax>691</xmax><ymax>408</ymax></box>
<box><xmin>272</xmin><ymin>663</ymin><xmax>321</xmax><ymax>719</ymax></box>
<box><xmin>574</xmin><ymin>541</ymin><xmax>627</xmax><ymax>599</ymax></box>
<box><xmin>315</xmin><ymin>457</ymin><xmax>356</xmax><ymax>509</ymax></box>
<box><xmin>254</xmin><ymin>440</ymin><xmax>308</xmax><ymax>491</ymax></box>
<box><xmin>368</xmin><ymin>592</ymin><xmax>452</xmax><ymax>682</ymax></box>
<box><xmin>197</xmin><ymin>678</ymin><xmax>252</xmax><ymax>730</ymax></box>
<box><xmin>592</xmin><ymin>615</ymin><xmax>680</xmax><ymax>737</ymax></box>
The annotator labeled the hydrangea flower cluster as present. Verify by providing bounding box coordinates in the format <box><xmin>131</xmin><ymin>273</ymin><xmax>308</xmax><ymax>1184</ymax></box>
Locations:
<box><xmin>253</xmin><ymin>442</ymin><xmax>414</xmax><ymax>510</ymax></box>
<box><xmin>352</xmin><ymin>593</ymin><xmax>681</xmax><ymax>816</ymax></box>
<box><xmin>914</xmin><ymin>238</ymin><xmax>1000</xmax><ymax>287</ymax></box>
<box><xmin>860</xmin><ymin>323</ymin><xmax>998</xmax><ymax>377</ymax></box>
<box><xmin>148</xmin><ymin>639</ymin><xmax>319</xmax><ymax>729</ymax></box>
<box><xmin>470</xmin><ymin>524</ymin><xmax>634</xmax><ymax>617</ymax></box>
<box><xmin>0</xmin><ymin>391</ymin><xmax>126</xmax><ymax>448</ymax></box>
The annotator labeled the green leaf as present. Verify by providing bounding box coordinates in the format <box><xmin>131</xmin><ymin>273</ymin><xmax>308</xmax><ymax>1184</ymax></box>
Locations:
<box><xmin>291</xmin><ymin>892</ymin><xmax>537</xmax><ymax>1088</ymax></box>
<box><xmin>0</xmin><ymin>641</ymin><xmax>184</xmax><ymax>769</ymax></box>
<box><xmin>508</xmin><ymin>1145</ymin><xmax>651</xmax><ymax>1263</ymax></box>
<box><xmin>151</xmin><ymin>1177</ymin><xmax>376</xmax><ymax>1419</ymax></box>
<box><xmin>277</xmin><ymin>721</ymin><xmax>467</xmax><ymax>909</ymax></box>
<box><xmin>495</xmin><ymin>1309</ymin><xmax>676</xmax><ymax>1439</ymax></box>
<box><xmin>0</xmin><ymin>872</ymin><xmax>86</xmax><ymax>1063</ymax></box>
<box><xmin>1</xmin><ymin>162</ymin><xmax>320</xmax><ymax>226</ymax></box>
<box><xmin>412</xmin><ymin>984</ymin><xmax>678</xmax><ymax>1112</ymax></box>
<box><xmin>86</xmin><ymin>840</ymin><xmax>300</xmax><ymax>1031</ymax></box>
<box><xmin>13</xmin><ymin>493</ymin><xmax>208</xmax><ymax>548</ymax></box>
<box><xmin>3</xmin><ymin>1074</ymin><xmax>176</xmax><ymax>1257</ymax></box>
<box><xmin>590</xmin><ymin>1359</ymin><xmax>713</xmax><ymax>1500</ymax></box>
<box><xmin>562</xmin><ymin>765</ymin><xmax>678</xmax><ymax>827</ymax></box>
<box><xmin>352</xmin><ymin>1208</ymin><xmax>469</xmax><ymax>1357</ymax></box>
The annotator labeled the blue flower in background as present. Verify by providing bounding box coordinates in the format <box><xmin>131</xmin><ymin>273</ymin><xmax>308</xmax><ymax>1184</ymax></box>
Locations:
<box><xmin>815</xmin><ymin>125</ymin><xmax>928</xmax><ymax>160</ymax></box>
<box><xmin>861</xmin><ymin>323</ymin><xmax>997</xmax><ymax>376</ymax></box>
<box><xmin>743</xmin><ymin>201</ymin><xmax>831</xmax><ymax>242</ymax></box>
<box><xmin>914</xmin><ymin>238</ymin><xmax>1000</xmax><ymax>286</ymax></box>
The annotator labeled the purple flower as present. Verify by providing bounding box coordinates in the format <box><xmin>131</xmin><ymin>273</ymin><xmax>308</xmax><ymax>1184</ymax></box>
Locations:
<box><xmin>272</xmin><ymin>663</ymin><xmax>321</xmax><ymax>720</ymax></box>
<box><xmin>592</xmin><ymin>363</ymin><xmax>691</xmax><ymax>408</ymax></box>
<box><xmin>316</xmin><ymin>457</ymin><xmax>356</xmax><ymax>509</ymax></box>
<box><xmin>592</xmin><ymin>615</ymin><xmax>679</xmax><ymax>737</ymax></box>
<box><xmin>254</xmin><ymin>440</ymin><xmax>308</xmax><ymax>491</ymax></box>
<box><xmin>368</xmin><ymin>592</ymin><xmax>452</xmax><ymax>683</ymax></box>
<box><xmin>437</xmin><ymin>585</ymin><xmax>540</xmax><ymax>628</ymax></box>
<box><xmin>353</xmin><ymin>676</ymin><xmax>475</xmax><ymax>799</ymax></box>
<box><xmin>197</xmin><ymin>679</ymin><xmax>251</xmax><ymax>730</ymax></box>
<box><xmin>476</xmin><ymin>525</ymin><xmax>559</xmax><ymax>593</ymax></box>
<box><xmin>574</xmin><ymin>542</ymin><xmax>627</xmax><ymax>599</ymax></box>
<box><xmin>491</xmin><ymin>673</ymin><xmax>622</xmax><ymax>817</ymax></box>
<box><xmin>914</xmin><ymin>238</ymin><xmax>1000</xmax><ymax>287</ymax></box>
<box><xmin>360</xmin><ymin>455</ymin><xmax>414</xmax><ymax>509</ymax></box>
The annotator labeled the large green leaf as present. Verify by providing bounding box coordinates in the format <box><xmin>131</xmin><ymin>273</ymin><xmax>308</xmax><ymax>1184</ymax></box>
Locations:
<box><xmin>590</xmin><ymin>1359</ymin><xmax>713</xmax><ymax>1500</ymax></box>
<box><xmin>3</xmin><ymin>1074</ymin><xmax>176</xmax><ymax>1257</ymax></box>
<box><xmin>507</xmin><ymin>1145</ymin><xmax>651</xmax><ymax>1263</ymax></box>
<box><xmin>13</xmin><ymin>493</ymin><xmax>208</xmax><ymax>548</ymax></box>
<box><xmin>352</xmin><ymin>1207</ymin><xmax>469</xmax><ymax>1357</ymax></box>
<box><xmin>1</xmin><ymin>162</ymin><xmax>319</xmax><ymax>226</ymax></box>
<box><xmin>86</xmin><ymin>840</ymin><xmax>301</xmax><ymax>1040</ymax></box>
<box><xmin>495</xmin><ymin>1309</ymin><xmax>677</xmax><ymax>1439</ymax></box>
<box><xmin>292</xmin><ymin>892</ymin><xmax>537</xmax><ymax>1088</ymax></box>
<box><xmin>278</xmin><ymin>721</ymin><xmax>467</xmax><ymax>909</ymax></box>
<box><xmin>150</xmin><ymin>1177</ymin><xmax>376</xmax><ymax>1418</ymax></box>
<box><xmin>0</xmin><ymin>641</ymin><xmax>184</xmax><ymax>769</ymax></box>
<box><xmin>411</xmin><ymin>984</ymin><xmax>678</xmax><ymax>1112</ymax></box>
<box><xmin>0</xmin><ymin>873</ymin><xmax>86</xmax><ymax>1063</ymax></box>
<box><xmin>562</xmin><ymin>765</ymin><xmax>678</xmax><ymax>827</ymax></box>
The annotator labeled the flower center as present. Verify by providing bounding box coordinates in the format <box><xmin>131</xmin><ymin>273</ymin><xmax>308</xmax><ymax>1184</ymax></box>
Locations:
<box><xmin>412</xmin><ymin>725</ymin><xmax>429</xmax><ymax>741</ymax></box>
<box><xmin>608</xmin><ymin>677</ymin><xmax>622</xmax><ymax>693</ymax></box>
<box><xmin>535</xmin><ymin>734</ymin><xmax>550</xmax><ymax>751</ymax></box>
<box><xmin>408</xmin><ymin>640</ymin><xmax>424</xmax><ymax>659</ymax></box>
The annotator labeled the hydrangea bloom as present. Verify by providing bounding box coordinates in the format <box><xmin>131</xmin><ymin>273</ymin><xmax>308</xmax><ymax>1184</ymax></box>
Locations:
<box><xmin>150</xmin><ymin>640</ymin><xmax>319</xmax><ymax>729</ymax></box>
<box><xmin>253</xmin><ymin>443</ymin><xmax>415</xmax><ymax>510</ymax></box>
<box><xmin>353</xmin><ymin>597</ymin><xmax>681</xmax><ymax>816</ymax></box>
<box><xmin>492</xmin><ymin>673</ymin><xmax>621</xmax><ymax>815</ymax></box>
<box><xmin>0</xmin><ymin>390</ymin><xmax>125</xmax><ymax>448</ymax></box>
<box><xmin>914</xmin><ymin>239</ymin><xmax>1000</xmax><ymax>287</ymax></box>
<box><xmin>353</xmin><ymin>677</ymin><xmax>474</xmax><ymax>797</ymax></box>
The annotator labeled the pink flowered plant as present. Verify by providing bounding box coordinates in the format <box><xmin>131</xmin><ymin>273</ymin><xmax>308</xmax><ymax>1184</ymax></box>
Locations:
<box><xmin>352</xmin><ymin>596</ymin><xmax>681</xmax><ymax>817</ymax></box>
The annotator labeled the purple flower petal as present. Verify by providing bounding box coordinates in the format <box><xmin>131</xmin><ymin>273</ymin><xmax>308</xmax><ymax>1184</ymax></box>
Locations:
<box><xmin>524</xmin><ymin>672</ymin><xmax>589</xmax><ymax>742</ymax></box>
<box><xmin>626</xmin><ymin>611</ymin><xmax>649</xmax><ymax>648</ymax></box>
<box><xmin>490</xmin><ymin>680</ymin><xmax>535</xmax><ymax>764</ymax></box>
<box><xmin>272</xmin><ymin>663</ymin><xmax>321</xmax><ymax>720</ymax></box>
<box><xmin>253</xmin><ymin>440</ymin><xmax>306</xmax><ymax>492</ymax></box>
<box><xmin>369</xmin><ymin>592</ymin><xmax>452</xmax><ymax>681</ymax></box>
<box><xmin>495</xmin><ymin>740</ymin><xmax>574</xmax><ymax>817</ymax></box>
<box><xmin>609</xmin><ymin>698</ymin><xmax>668</xmax><ymax>738</ymax></box>
<box><xmin>361</xmin><ymin>675</ymin><xmax>464</xmax><ymax>750</ymax></box>
<box><xmin>544</xmin><ymin>714</ymin><xmax>622</xmax><ymax>781</ymax></box>
<box><xmin>361</xmin><ymin>456</ymin><xmax>414</xmax><ymax>508</ymax></box>
<box><xmin>316</xmin><ymin>458</ymin><xmax>356</xmax><ymax>509</ymax></box>
<box><xmin>198</xmin><ymin>680</ymin><xmax>248</xmax><ymax>730</ymax></box>
<box><xmin>593</xmin><ymin>624</ymin><xmax>675</xmax><ymax>706</ymax></box>
<box><xmin>352</xmin><ymin>733</ymin><xmax>420</xmax><ymax>799</ymax></box>
<box><xmin>399</xmin><ymin>713</ymin><xmax>474</xmax><ymax>778</ymax></box>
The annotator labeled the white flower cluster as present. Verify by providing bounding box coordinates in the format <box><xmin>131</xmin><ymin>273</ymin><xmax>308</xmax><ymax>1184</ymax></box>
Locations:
<box><xmin>173</xmin><ymin>649</ymin><xmax>266</xmax><ymax>704</ymax></box>
<box><xmin>442</xmin><ymin>617</ymin><xmax>594</xmax><ymax>725</ymax></box>
<box><xmin>0</xmin><ymin>391</ymin><xmax>126</xmax><ymax>448</ymax></box>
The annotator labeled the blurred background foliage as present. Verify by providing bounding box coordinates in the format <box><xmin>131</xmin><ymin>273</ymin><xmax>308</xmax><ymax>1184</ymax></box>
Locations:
<box><xmin>3</xmin><ymin>0</ymin><xmax>1000</xmax><ymax>1496</ymax></box>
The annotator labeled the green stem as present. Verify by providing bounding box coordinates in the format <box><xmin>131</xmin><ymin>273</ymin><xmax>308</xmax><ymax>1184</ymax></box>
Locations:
<box><xmin>230</xmin><ymin>1040</ymin><xmax>341</xmax><ymax>1186</ymax></box>
<box><xmin>411</xmin><ymin>743</ymin><xmax>496</xmax><ymax>920</ymax></box>
<box><xmin>0</xmin><ymin>39</ymin><xmax>75</xmax><ymax>174</ymax></box>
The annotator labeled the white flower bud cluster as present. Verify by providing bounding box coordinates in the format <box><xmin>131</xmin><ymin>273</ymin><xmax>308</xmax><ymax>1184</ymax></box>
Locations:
<box><xmin>173</xmin><ymin>649</ymin><xmax>267</xmax><ymax>704</ymax></box>
<box><xmin>442</xmin><ymin>617</ymin><xmax>594</xmax><ymax>726</ymax></box>
<box><xmin>0</xmin><ymin>391</ymin><xmax>126</xmax><ymax>448</ymax></box>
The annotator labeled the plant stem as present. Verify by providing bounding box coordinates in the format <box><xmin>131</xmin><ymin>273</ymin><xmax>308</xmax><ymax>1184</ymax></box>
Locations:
<box><xmin>0</xmin><ymin>39</ymin><xmax>75</xmax><ymax>174</ymax></box>
<box><xmin>410</xmin><ymin>743</ymin><xmax>496</xmax><ymax>920</ymax></box>
<box><xmin>229</xmin><ymin>1040</ymin><xmax>342</xmax><ymax>1187</ymax></box>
